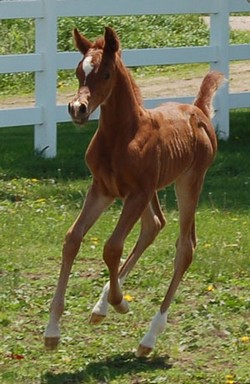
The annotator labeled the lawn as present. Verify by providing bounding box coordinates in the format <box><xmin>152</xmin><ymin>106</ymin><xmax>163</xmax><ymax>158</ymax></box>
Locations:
<box><xmin>0</xmin><ymin>110</ymin><xmax>250</xmax><ymax>384</ymax></box>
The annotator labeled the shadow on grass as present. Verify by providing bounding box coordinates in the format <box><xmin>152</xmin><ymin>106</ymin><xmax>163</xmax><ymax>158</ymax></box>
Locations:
<box><xmin>41</xmin><ymin>352</ymin><xmax>172</xmax><ymax>384</ymax></box>
<box><xmin>0</xmin><ymin>122</ymin><xmax>96</xmax><ymax>180</ymax></box>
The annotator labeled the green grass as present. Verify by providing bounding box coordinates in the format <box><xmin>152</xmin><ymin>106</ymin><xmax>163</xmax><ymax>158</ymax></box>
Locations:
<box><xmin>0</xmin><ymin>110</ymin><xmax>250</xmax><ymax>384</ymax></box>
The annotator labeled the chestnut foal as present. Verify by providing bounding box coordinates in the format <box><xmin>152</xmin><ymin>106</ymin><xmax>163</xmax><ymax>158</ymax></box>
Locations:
<box><xmin>44</xmin><ymin>27</ymin><xmax>224</xmax><ymax>356</ymax></box>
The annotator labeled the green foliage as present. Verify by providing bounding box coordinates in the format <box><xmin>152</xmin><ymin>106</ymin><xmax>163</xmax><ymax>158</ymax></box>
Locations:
<box><xmin>230</xmin><ymin>29</ymin><xmax>250</xmax><ymax>44</ymax></box>
<box><xmin>57</xmin><ymin>15</ymin><xmax>209</xmax><ymax>51</ymax></box>
<box><xmin>0</xmin><ymin>19</ymin><xmax>35</xmax><ymax>94</ymax></box>
<box><xmin>0</xmin><ymin>19</ymin><xmax>35</xmax><ymax>55</ymax></box>
<box><xmin>1</xmin><ymin>15</ymin><xmax>249</xmax><ymax>95</ymax></box>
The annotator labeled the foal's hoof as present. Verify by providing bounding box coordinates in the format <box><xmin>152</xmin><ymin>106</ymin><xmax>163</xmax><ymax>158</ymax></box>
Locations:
<box><xmin>89</xmin><ymin>312</ymin><xmax>106</xmax><ymax>325</ymax></box>
<box><xmin>113</xmin><ymin>298</ymin><xmax>129</xmax><ymax>314</ymax></box>
<box><xmin>44</xmin><ymin>336</ymin><xmax>60</xmax><ymax>350</ymax></box>
<box><xmin>135</xmin><ymin>344</ymin><xmax>153</xmax><ymax>357</ymax></box>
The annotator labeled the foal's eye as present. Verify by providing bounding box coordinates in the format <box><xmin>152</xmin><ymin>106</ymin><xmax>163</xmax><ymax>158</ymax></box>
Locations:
<box><xmin>103</xmin><ymin>72</ymin><xmax>110</xmax><ymax>80</ymax></box>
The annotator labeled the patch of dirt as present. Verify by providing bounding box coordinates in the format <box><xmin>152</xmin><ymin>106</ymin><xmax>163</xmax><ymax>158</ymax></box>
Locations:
<box><xmin>203</xmin><ymin>16</ymin><xmax>250</xmax><ymax>31</ymax></box>
<box><xmin>137</xmin><ymin>62</ymin><xmax>250</xmax><ymax>99</ymax></box>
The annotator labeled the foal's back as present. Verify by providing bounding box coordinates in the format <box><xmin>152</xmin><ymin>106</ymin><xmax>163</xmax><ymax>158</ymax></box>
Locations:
<box><xmin>126</xmin><ymin>100</ymin><xmax>217</xmax><ymax>191</ymax></box>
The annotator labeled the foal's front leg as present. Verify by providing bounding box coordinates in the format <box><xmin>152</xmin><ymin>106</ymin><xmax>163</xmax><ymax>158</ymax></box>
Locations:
<box><xmin>44</xmin><ymin>183</ymin><xmax>113</xmax><ymax>349</ymax></box>
<box><xmin>102</xmin><ymin>192</ymin><xmax>150</xmax><ymax>314</ymax></box>
<box><xmin>90</xmin><ymin>193</ymin><xmax>165</xmax><ymax>324</ymax></box>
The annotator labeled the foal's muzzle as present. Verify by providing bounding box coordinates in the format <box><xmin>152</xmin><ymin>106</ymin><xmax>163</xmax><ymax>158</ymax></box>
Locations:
<box><xmin>68</xmin><ymin>85</ymin><xmax>91</xmax><ymax>126</ymax></box>
<box><xmin>68</xmin><ymin>100</ymin><xmax>90</xmax><ymax>126</ymax></box>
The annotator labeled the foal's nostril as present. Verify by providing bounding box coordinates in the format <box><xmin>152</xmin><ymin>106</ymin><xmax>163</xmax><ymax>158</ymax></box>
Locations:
<box><xmin>79</xmin><ymin>103</ymin><xmax>87</xmax><ymax>114</ymax></box>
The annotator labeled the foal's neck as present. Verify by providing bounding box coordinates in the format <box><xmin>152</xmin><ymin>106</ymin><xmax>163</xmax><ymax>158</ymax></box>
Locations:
<box><xmin>100</xmin><ymin>57</ymin><xmax>143</xmax><ymax>134</ymax></box>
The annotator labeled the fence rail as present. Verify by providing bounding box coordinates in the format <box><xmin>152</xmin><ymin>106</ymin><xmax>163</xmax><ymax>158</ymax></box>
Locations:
<box><xmin>0</xmin><ymin>0</ymin><xmax>249</xmax><ymax>157</ymax></box>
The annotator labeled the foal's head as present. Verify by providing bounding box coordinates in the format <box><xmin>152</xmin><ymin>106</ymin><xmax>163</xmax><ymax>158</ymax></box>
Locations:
<box><xmin>68</xmin><ymin>27</ymin><xmax>120</xmax><ymax>126</ymax></box>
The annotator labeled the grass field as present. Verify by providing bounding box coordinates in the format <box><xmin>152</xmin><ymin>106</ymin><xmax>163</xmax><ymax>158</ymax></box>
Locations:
<box><xmin>0</xmin><ymin>110</ymin><xmax>250</xmax><ymax>384</ymax></box>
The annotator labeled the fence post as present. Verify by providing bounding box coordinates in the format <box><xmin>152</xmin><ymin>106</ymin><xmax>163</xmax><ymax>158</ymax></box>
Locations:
<box><xmin>34</xmin><ymin>0</ymin><xmax>57</xmax><ymax>158</ymax></box>
<box><xmin>209</xmin><ymin>0</ymin><xmax>230</xmax><ymax>139</ymax></box>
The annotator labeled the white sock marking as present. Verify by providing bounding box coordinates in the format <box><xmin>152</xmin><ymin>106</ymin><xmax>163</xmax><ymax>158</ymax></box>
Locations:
<box><xmin>140</xmin><ymin>311</ymin><xmax>168</xmax><ymax>349</ymax></box>
<box><xmin>92</xmin><ymin>278</ymin><xmax>125</xmax><ymax>316</ymax></box>
<box><xmin>92</xmin><ymin>282</ymin><xmax>110</xmax><ymax>316</ymax></box>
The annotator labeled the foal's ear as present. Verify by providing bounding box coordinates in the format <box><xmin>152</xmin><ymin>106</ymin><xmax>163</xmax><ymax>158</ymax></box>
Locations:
<box><xmin>73</xmin><ymin>28</ymin><xmax>92</xmax><ymax>55</ymax></box>
<box><xmin>104</xmin><ymin>27</ymin><xmax>120</xmax><ymax>55</ymax></box>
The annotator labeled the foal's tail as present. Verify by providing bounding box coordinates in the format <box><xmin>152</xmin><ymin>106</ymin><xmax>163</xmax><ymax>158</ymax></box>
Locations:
<box><xmin>194</xmin><ymin>71</ymin><xmax>225</xmax><ymax>120</ymax></box>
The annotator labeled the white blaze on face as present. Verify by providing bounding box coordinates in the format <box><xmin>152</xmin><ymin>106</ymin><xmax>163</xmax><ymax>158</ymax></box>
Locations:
<box><xmin>82</xmin><ymin>56</ymin><xmax>94</xmax><ymax>79</ymax></box>
<box><xmin>73</xmin><ymin>100</ymin><xmax>81</xmax><ymax>108</ymax></box>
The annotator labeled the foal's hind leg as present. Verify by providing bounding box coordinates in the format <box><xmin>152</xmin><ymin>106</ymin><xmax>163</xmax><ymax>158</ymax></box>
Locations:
<box><xmin>136</xmin><ymin>173</ymin><xmax>204</xmax><ymax>357</ymax></box>
<box><xmin>44</xmin><ymin>183</ymin><xmax>113</xmax><ymax>349</ymax></box>
<box><xmin>90</xmin><ymin>193</ymin><xmax>165</xmax><ymax>324</ymax></box>
<box><xmin>119</xmin><ymin>193</ymin><xmax>166</xmax><ymax>281</ymax></box>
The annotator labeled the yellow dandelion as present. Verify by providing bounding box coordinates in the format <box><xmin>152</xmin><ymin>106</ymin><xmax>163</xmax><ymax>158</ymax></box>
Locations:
<box><xmin>207</xmin><ymin>284</ymin><xmax>215</xmax><ymax>292</ymax></box>
<box><xmin>124</xmin><ymin>294</ymin><xmax>134</xmax><ymax>302</ymax></box>
<box><xmin>57</xmin><ymin>81</ymin><xmax>64</xmax><ymax>89</ymax></box>
<box><xmin>31</xmin><ymin>178</ymin><xmax>38</xmax><ymax>183</ymax></box>
<box><xmin>240</xmin><ymin>335</ymin><xmax>249</xmax><ymax>343</ymax></box>
<box><xmin>62</xmin><ymin>356</ymin><xmax>71</xmax><ymax>363</ymax></box>
<box><xmin>90</xmin><ymin>237</ymin><xmax>99</xmax><ymax>246</ymax></box>
<box><xmin>225</xmin><ymin>374</ymin><xmax>236</xmax><ymax>384</ymax></box>
<box><xmin>203</xmin><ymin>243</ymin><xmax>212</xmax><ymax>248</ymax></box>
<box><xmin>35</xmin><ymin>198</ymin><xmax>46</xmax><ymax>203</ymax></box>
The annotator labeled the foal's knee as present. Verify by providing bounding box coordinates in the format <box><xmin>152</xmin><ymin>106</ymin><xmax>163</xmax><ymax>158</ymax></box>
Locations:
<box><xmin>63</xmin><ymin>229</ymin><xmax>82</xmax><ymax>257</ymax></box>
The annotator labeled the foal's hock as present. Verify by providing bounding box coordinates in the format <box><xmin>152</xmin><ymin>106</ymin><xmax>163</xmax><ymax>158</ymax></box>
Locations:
<box><xmin>44</xmin><ymin>27</ymin><xmax>224</xmax><ymax>357</ymax></box>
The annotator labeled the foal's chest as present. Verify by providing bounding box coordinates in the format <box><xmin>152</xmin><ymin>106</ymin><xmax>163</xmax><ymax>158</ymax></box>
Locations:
<box><xmin>85</xmin><ymin>141</ymin><xmax>131</xmax><ymax>198</ymax></box>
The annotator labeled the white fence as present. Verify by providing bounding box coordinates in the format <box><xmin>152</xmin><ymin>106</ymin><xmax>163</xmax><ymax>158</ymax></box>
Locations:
<box><xmin>0</xmin><ymin>0</ymin><xmax>249</xmax><ymax>157</ymax></box>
